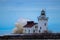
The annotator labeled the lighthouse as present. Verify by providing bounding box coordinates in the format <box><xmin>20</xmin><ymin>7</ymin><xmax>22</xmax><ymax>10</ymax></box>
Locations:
<box><xmin>38</xmin><ymin>9</ymin><xmax>48</xmax><ymax>33</ymax></box>
<box><xmin>23</xmin><ymin>9</ymin><xmax>48</xmax><ymax>33</ymax></box>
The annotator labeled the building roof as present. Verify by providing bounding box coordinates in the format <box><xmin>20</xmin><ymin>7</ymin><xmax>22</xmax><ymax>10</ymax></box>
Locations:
<box><xmin>24</xmin><ymin>21</ymin><xmax>37</xmax><ymax>28</ymax></box>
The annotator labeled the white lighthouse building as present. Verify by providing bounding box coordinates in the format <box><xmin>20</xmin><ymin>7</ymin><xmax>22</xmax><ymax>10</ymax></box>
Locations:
<box><xmin>23</xmin><ymin>9</ymin><xmax>48</xmax><ymax>33</ymax></box>
<box><xmin>38</xmin><ymin>9</ymin><xmax>48</xmax><ymax>33</ymax></box>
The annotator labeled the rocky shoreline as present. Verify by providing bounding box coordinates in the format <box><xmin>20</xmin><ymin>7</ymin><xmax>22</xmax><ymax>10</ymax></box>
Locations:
<box><xmin>0</xmin><ymin>33</ymin><xmax>60</xmax><ymax>39</ymax></box>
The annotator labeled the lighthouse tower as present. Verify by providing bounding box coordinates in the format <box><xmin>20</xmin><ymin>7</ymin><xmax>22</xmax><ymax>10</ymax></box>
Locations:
<box><xmin>38</xmin><ymin>9</ymin><xmax>48</xmax><ymax>33</ymax></box>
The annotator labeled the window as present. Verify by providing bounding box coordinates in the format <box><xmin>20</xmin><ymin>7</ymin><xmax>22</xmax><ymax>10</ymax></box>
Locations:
<box><xmin>40</xmin><ymin>27</ymin><xmax>41</xmax><ymax>29</ymax></box>
<box><xmin>25</xmin><ymin>30</ymin><xmax>26</xmax><ymax>31</ymax></box>
<box><xmin>39</xmin><ymin>30</ymin><xmax>40</xmax><ymax>33</ymax></box>
<box><xmin>25</xmin><ymin>29</ymin><xmax>26</xmax><ymax>32</ymax></box>
<box><xmin>33</xmin><ymin>30</ymin><xmax>35</xmax><ymax>33</ymax></box>
<box><xmin>41</xmin><ymin>13</ymin><xmax>45</xmax><ymax>15</ymax></box>
<box><xmin>35</xmin><ymin>26</ymin><xmax>38</xmax><ymax>28</ymax></box>
<box><xmin>29</xmin><ymin>30</ymin><xmax>30</xmax><ymax>33</ymax></box>
<box><xmin>44</xmin><ymin>23</ymin><xmax>46</xmax><ymax>26</ymax></box>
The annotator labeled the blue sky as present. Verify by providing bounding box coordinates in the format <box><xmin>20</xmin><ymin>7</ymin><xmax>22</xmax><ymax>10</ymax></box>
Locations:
<box><xmin>0</xmin><ymin>0</ymin><xmax>60</xmax><ymax>35</ymax></box>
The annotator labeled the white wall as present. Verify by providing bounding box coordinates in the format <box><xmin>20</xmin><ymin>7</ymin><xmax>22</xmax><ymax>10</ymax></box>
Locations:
<box><xmin>33</xmin><ymin>24</ymin><xmax>38</xmax><ymax>33</ymax></box>
<box><xmin>23</xmin><ymin>27</ymin><xmax>33</xmax><ymax>33</ymax></box>
<box><xmin>38</xmin><ymin>20</ymin><xmax>48</xmax><ymax>33</ymax></box>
